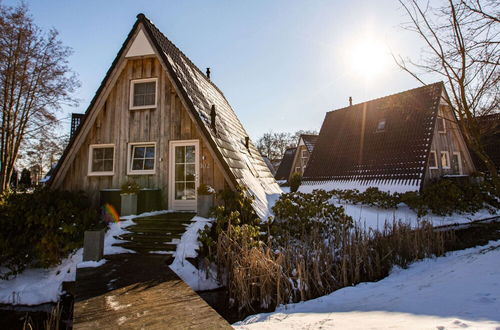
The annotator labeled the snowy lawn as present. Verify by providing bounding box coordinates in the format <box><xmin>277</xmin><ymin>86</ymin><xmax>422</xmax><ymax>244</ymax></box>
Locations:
<box><xmin>169</xmin><ymin>215</ymin><xmax>220</xmax><ymax>291</ymax></box>
<box><xmin>339</xmin><ymin>201</ymin><xmax>500</xmax><ymax>231</ymax></box>
<box><xmin>235</xmin><ymin>240</ymin><xmax>500</xmax><ymax>329</ymax></box>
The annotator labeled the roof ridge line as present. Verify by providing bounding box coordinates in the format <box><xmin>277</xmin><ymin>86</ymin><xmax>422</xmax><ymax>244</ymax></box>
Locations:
<box><xmin>327</xmin><ymin>81</ymin><xmax>444</xmax><ymax>114</ymax></box>
<box><xmin>138</xmin><ymin>14</ymin><xmax>230</xmax><ymax>101</ymax></box>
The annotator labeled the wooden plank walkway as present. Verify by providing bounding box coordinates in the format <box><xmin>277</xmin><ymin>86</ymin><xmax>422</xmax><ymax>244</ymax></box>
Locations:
<box><xmin>74</xmin><ymin>213</ymin><xmax>231</xmax><ymax>329</ymax></box>
<box><xmin>74</xmin><ymin>254</ymin><xmax>231</xmax><ymax>329</ymax></box>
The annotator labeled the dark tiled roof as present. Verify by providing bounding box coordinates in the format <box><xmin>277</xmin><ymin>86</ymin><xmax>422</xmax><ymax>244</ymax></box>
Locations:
<box><xmin>303</xmin><ymin>83</ymin><xmax>443</xmax><ymax>189</ymax></box>
<box><xmin>275</xmin><ymin>147</ymin><xmax>297</xmax><ymax>180</ymax></box>
<box><xmin>301</xmin><ymin>134</ymin><xmax>318</xmax><ymax>153</ymax></box>
<box><xmin>471</xmin><ymin>113</ymin><xmax>500</xmax><ymax>172</ymax></box>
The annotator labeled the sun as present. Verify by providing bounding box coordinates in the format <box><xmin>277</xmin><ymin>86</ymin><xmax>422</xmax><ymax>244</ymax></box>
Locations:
<box><xmin>348</xmin><ymin>36</ymin><xmax>388</xmax><ymax>80</ymax></box>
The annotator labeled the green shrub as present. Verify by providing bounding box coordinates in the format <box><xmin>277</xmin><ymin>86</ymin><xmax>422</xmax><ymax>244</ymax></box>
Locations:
<box><xmin>289</xmin><ymin>173</ymin><xmax>301</xmax><ymax>192</ymax></box>
<box><xmin>271</xmin><ymin>190</ymin><xmax>353</xmax><ymax>242</ymax></box>
<box><xmin>198</xmin><ymin>186</ymin><xmax>261</xmax><ymax>259</ymax></box>
<box><xmin>120</xmin><ymin>180</ymin><xmax>140</xmax><ymax>194</ymax></box>
<box><xmin>0</xmin><ymin>189</ymin><xmax>100</xmax><ymax>279</ymax></box>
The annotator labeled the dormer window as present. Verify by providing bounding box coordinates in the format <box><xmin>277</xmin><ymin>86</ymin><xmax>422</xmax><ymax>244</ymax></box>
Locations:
<box><xmin>130</xmin><ymin>78</ymin><xmax>157</xmax><ymax>110</ymax></box>
<box><xmin>376</xmin><ymin>119</ymin><xmax>386</xmax><ymax>132</ymax></box>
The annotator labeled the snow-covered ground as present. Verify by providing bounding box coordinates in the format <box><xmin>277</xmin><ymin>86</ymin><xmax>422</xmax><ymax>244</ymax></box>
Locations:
<box><xmin>169</xmin><ymin>216</ymin><xmax>220</xmax><ymax>291</ymax></box>
<box><xmin>235</xmin><ymin>240</ymin><xmax>500</xmax><ymax>329</ymax></box>
<box><xmin>338</xmin><ymin>201</ymin><xmax>499</xmax><ymax>231</ymax></box>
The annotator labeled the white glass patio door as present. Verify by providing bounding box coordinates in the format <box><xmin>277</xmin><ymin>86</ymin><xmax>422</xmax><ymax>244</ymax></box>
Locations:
<box><xmin>169</xmin><ymin>140</ymin><xmax>199</xmax><ymax>211</ymax></box>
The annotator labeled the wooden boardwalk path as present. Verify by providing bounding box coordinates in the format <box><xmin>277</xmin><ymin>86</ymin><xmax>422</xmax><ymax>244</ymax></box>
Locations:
<box><xmin>74</xmin><ymin>213</ymin><xmax>231</xmax><ymax>329</ymax></box>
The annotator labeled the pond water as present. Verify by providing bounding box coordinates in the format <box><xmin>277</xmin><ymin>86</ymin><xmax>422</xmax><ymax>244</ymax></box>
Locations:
<box><xmin>0</xmin><ymin>293</ymin><xmax>73</xmax><ymax>330</ymax></box>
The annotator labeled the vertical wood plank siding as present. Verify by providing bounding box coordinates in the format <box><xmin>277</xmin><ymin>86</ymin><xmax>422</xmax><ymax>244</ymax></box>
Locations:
<box><xmin>61</xmin><ymin>57</ymin><xmax>227</xmax><ymax>205</ymax></box>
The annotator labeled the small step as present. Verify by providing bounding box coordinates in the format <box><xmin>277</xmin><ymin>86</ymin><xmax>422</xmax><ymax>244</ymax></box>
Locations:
<box><xmin>112</xmin><ymin>244</ymin><xmax>179</xmax><ymax>255</ymax></box>
<box><xmin>127</xmin><ymin>224</ymin><xmax>191</xmax><ymax>233</ymax></box>
<box><xmin>114</xmin><ymin>241</ymin><xmax>179</xmax><ymax>251</ymax></box>
<box><xmin>114</xmin><ymin>233</ymin><xmax>183</xmax><ymax>244</ymax></box>
<box><xmin>115</xmin><ymin>232</ymin><xmax>184</xmax><ymax>240</ymax></box>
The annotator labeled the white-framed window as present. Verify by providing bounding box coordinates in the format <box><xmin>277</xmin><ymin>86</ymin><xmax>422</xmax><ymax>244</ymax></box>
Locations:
<box><xmin>301</xmin><ymin>149</ymin><xmax>308</xmax><ymax>159</ymax></box>
<box><xmin>441</xmin><ymin>151</ymin><xmax>450</xmax><ymax>169</ymax></box>
<box><xmin>377</xmin><ymin>119</ymin><xmax>386</xmax><ymax>132</ymax></box>
<box><xmin>129</xmin><ymin>78</ymin><xmax>157</xmax><ymax>110</ymax></box>
<box><xmin>429</xmin><ymin>150</ymin><xmax>438</xmax><ymax>169</ymax></box>
<box><xmin>88</xmin><ymin>144</ymin><xmax>115</xmax><ymax>176</ymax></box>
<box><xmin>127</xmin><ymin>142</ymin><xmax>156</xmax><ymax>175</ymax></box>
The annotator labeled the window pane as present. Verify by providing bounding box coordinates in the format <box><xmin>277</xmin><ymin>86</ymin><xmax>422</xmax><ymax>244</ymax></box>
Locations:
<box><xmin>103</xmin><ymin>159</ymin><xmax>113</xmax><ymax>172</ymax></box>
<box><xmin>441</xmin><ymin>153</ymin><xmax>449</xmax><ymax>167</ymax></box>
<box><xmin>145</xmin><ymin>147</ymin><xmax>155</xmax><ymax>158</ymax></box>
<box><xmin>452</xmin><ymin>154</ymin><xmax>460</xmax><ymax>174</ymax></box>
<box><xmin>429</xmin><ymin>152</ymin><xmax>436</xmax><ymax>167</ymax></box>
<box><xmin>175</xmin><ymin>183</ymin><xmax>185</xmax><ymax>200</ymax></box>
<box><xmin>144</xmin><ymin>94</ymin><xmax>155</xmax><ymax>106</ymax></box>
<box><xmin>185</xmin><ymin>146</ymin><xmax>195</xmax><ymax>163</ymax></box>
<box><xmin>185</xmin><ymin>164</ymin><xmax>195</xmax><ymax>181</ymax></box>
<box><xmin>132</xmin><ymin>159</ymin><xmax>144</xmax><ymax>170</ymax></box>
<box><xmin>92</xmin><ymin>159</ymin><xmax>104</xmax><ymax>172</ymax></box>
<box><xmin>133</xmin><ymin>146</ymin><xmax>145</xmax><ymax>159</ymax></box>
<box><xmin>175</xmin><ymin>146</ymin><xmax>185</xmax><ymax>163</ymax></box>
<box><xmin>185</xmin><ymin>183</ymin><xmax>195</xmax><ymax>200</ymax></box>
<box><xmin>93</xmin><ymin>148</ymin><xmax>104</xmax><ymax>160</ymax></box>
<box><xmin>175</xmin><ymin>164</ymin><xmax>185</xmax><ymax>181</ymax></box>
<box><xmin>437</xmin><ymin>118</ymin><xmax>445</xmax><ymax>132</ymax></box>
<box><xmin>144</xmin><ymin>159</ymin><xmax>154</xmax><ymax>170</ymax></box>
<box><xmin>133</xmin><ymin>82</ymin><xmax>156</xmax><ymax>107</ymax></box>
<box><xmin>104</xmin><ymin>148</ymin><xmax>114</xmax><ymax>159</ymax></box>
<box><xmin>377</xmin><ymin>119</ymin><xmax>386</xmax><ymax>131</ymax></box>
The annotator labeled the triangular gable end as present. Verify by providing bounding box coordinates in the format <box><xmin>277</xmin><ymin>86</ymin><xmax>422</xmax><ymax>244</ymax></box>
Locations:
<box><xmin>50</xmin><ymin>14</ymin><xmax>280</xmax><ymax>218</ymax></box>
<box><xmin>126</xmin><ymin>29</ymin><xmax>155</xmax><ymax>58</ymax></box>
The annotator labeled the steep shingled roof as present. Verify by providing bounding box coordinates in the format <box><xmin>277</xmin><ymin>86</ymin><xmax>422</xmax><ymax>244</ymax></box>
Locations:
<box><xmin>274</xmin><ymin>147</ymin><xmax>297</xmax><ymax>181</ymax></box>
<box><xmin>50</xmin><ymin>14</ymin><xmax>280</xmax><ymax>217</ymax></box>
<box><xmin>139</xmin><ymin>15</ymin><xmax>281</xmax><ymax>215</ymax></box>
<box><xmin>302</xmin><ymin>83</ymin><xmax>444</xmax><ymax>192</ymax></box>
<box><xmin>300</xmin><ymin>134</ymin><xmax>318</xmax><ymax>153</ymax></box>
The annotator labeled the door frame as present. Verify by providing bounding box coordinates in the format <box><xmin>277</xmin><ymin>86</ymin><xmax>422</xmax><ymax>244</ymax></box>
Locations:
<box><xmin>168</xmin><ymin>139</ymin><xmax>200</xmax><ymax>211</ymax></box>
<box><xmin>452</xmin><ymin>151</ymin><xmax>463</xmax><ymax>175</ymax></box>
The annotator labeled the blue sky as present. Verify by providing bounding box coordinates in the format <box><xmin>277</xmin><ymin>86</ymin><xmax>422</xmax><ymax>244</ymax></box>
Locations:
<box><xmin>12</xmin><ymin>0</ymin><xmax>431</xmax><ymax>139</ymax></box>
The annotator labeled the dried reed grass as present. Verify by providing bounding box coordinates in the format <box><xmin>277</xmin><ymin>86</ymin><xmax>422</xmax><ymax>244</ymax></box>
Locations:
<box><xmin>216</xmin><ymin>220</ymin><xmax>453</xmax><ymax>312</ymax></box>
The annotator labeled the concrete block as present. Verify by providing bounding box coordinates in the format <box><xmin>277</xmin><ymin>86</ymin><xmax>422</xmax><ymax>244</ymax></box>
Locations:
<box><xmin>83</xmin><ymin>229</ymin><xmax>105</xmax><ymax>262</ymax></box>
<box><xmin>121</xmin><ymin>193</ymin><xmax>137</xmax><ymax>216</ymax></box>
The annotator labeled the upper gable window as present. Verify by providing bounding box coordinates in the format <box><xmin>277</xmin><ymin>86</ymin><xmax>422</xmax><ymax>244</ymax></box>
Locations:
<box><xmin>88</xmin><ymin>144</ymin><xmax>114</xmax><ymax>176</ymax></box>
<box><xmin>376</xmin><ymin>119</ymin><xmax>386</xmax><ymax>132</ymax></box>
<box><xmin>437</xmin><ymin>109</ymin><xmax>446</xmax><ymax>133</ymax></box>
<box><xmin>130</xmin><ymin>78</ymin><xmax>157</xmax><ymax>110</ymax></box>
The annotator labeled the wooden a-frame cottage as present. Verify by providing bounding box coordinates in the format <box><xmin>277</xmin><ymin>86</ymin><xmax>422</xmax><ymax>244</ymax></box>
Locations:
<box><xmin>49</xmin><ymin>14</ymin><xmax>280</xmax><ymax>217</ymax></box>
<box><xmin>301</xmin><ymin>83</ymin><xmax>476</xmax><ymax>193</ymax></box>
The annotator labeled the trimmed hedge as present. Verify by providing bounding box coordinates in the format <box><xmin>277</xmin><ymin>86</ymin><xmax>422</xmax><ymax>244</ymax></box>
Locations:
<box><xmin>330</xmin><ymin>179</ymin><xmax>500</xmax><ymax>217</ymax></box>
<box><xmin>0</xmin><ymin>189</ymin><xmax>100</xmax><ymax>279</ymax></box>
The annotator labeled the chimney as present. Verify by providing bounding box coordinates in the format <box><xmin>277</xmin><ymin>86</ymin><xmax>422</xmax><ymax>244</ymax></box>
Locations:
<box><xmin>206</xmin><ymin>67</ymin><xmax>211</xmax><ymax>80</ymax></box>
<box><xmin>349</xmin><ymin>96</ymin><xmax>353</xmax><ymax>107</ymax></box>
<box><xmin>245</xmin><ymin>136</ymin><xmax>250</xmax><ymax>149</ymax></box>
<box><xmin>210</xmin><ymin>104</ymin><xmax>217</xmax><ymax>133</ymax></box>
